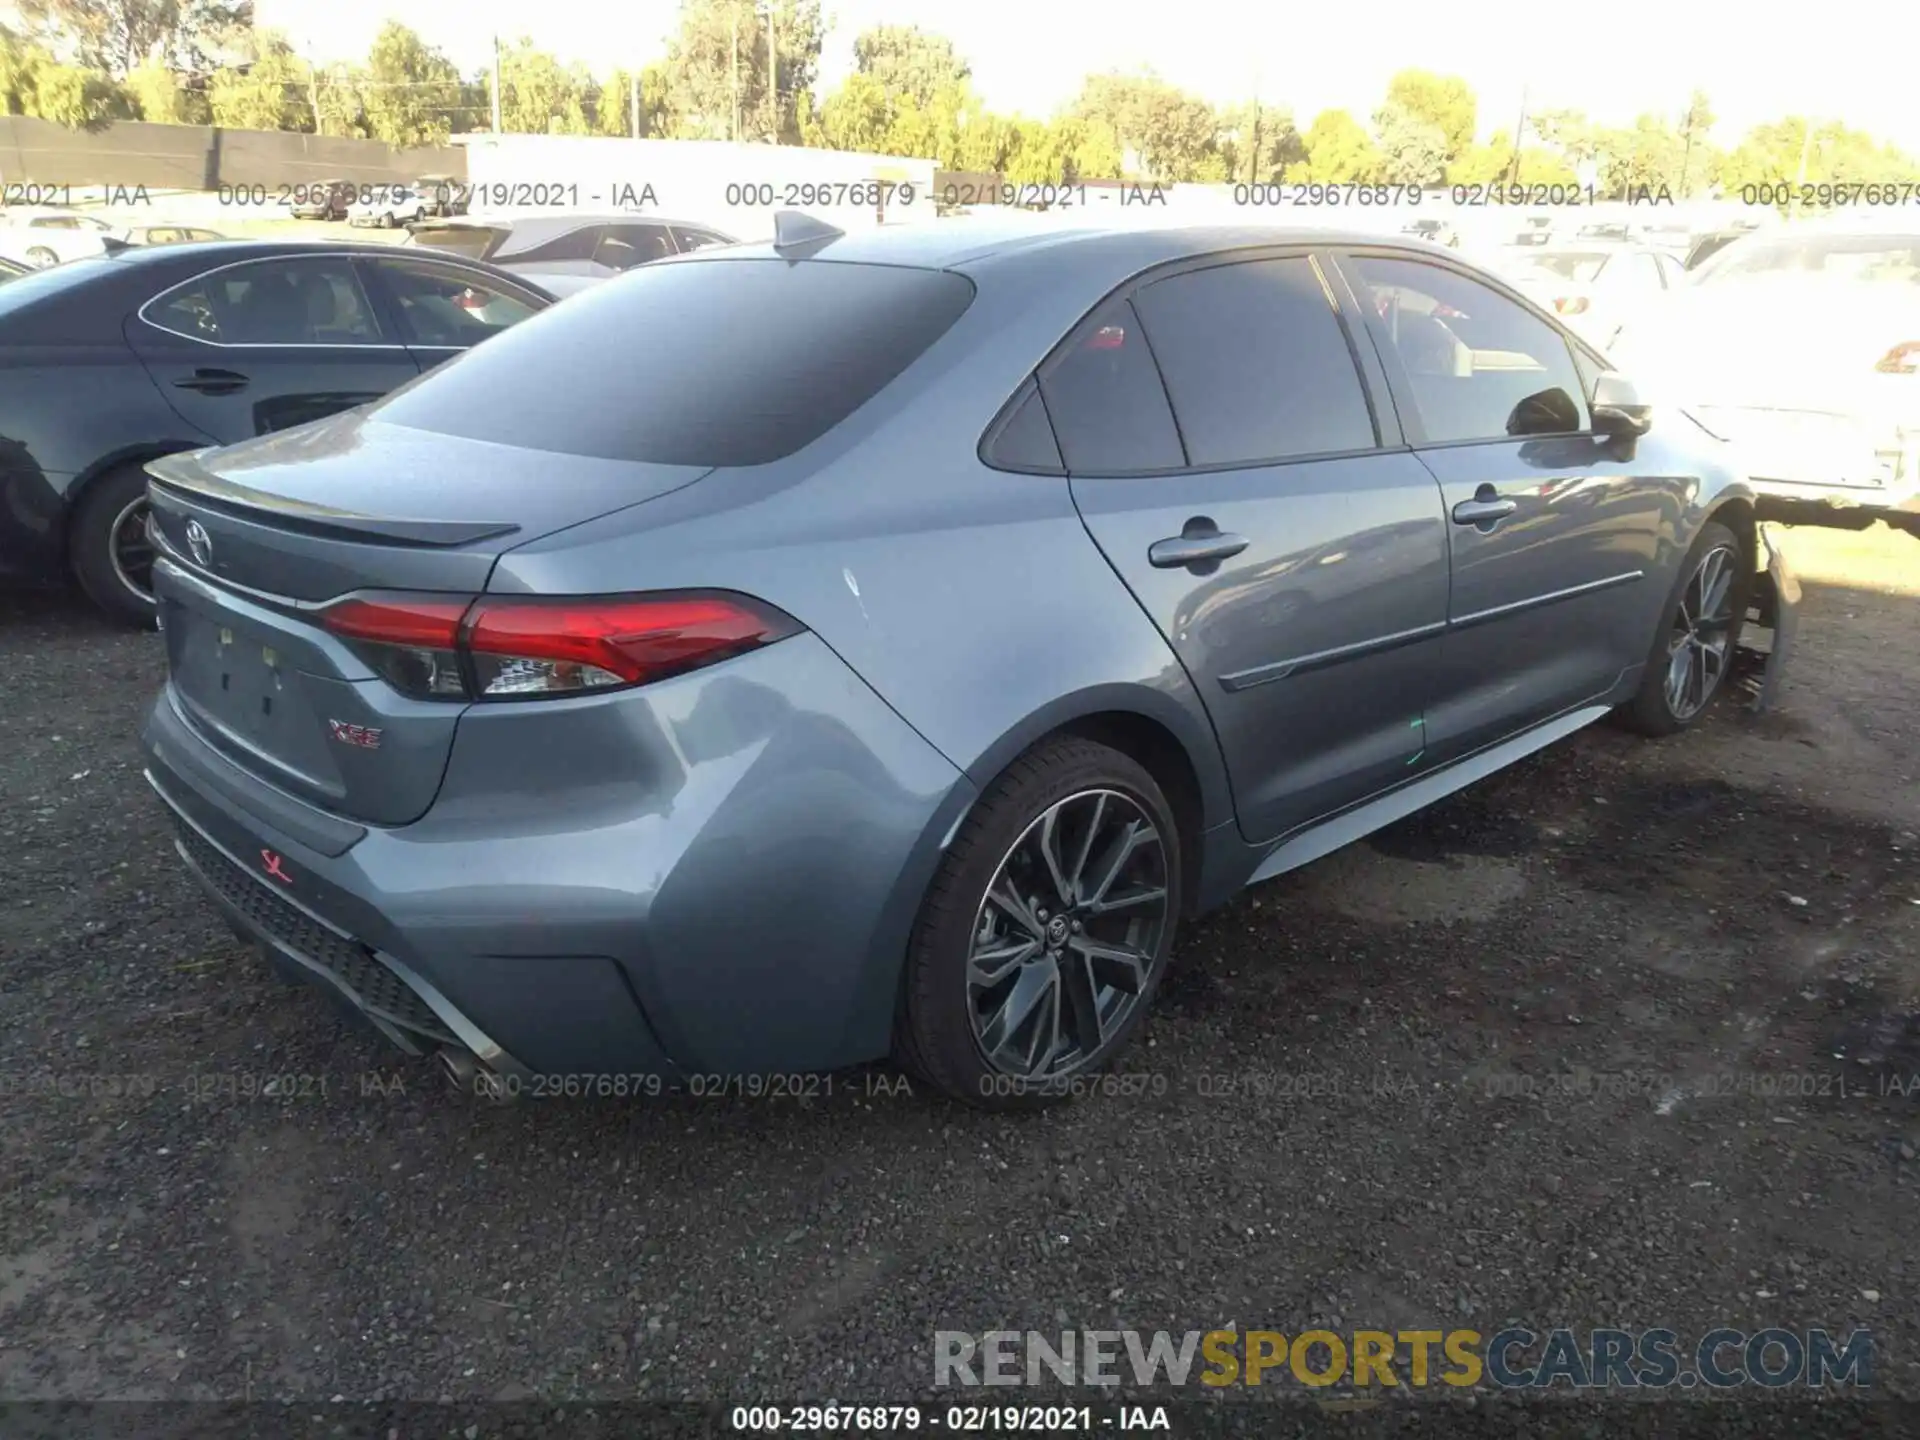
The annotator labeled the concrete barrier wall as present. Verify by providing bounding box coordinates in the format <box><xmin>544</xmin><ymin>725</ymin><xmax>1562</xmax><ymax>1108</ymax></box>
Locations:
<box><xmin>0</xmin><ymin>116</ymin><xmax>465</xmax><ymax>191</ymax></box>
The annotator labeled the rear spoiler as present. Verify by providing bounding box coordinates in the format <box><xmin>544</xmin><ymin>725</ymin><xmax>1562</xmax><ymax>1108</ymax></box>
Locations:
<box><xmin>145</xmin><ymin>449</ymin><xmax>519</xmax><ymax>548</ymax></box>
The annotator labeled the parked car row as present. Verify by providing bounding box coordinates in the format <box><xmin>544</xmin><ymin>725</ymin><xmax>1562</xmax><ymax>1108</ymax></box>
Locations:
<box><xmin>289</xmin><ymin>176</ymin><xmax>469</xmax><ymax>225</ymax></box>
<box><xmin>0</xmin><ymin>208</ymin><xmax>227</xmax><ymax>269</ymax></box>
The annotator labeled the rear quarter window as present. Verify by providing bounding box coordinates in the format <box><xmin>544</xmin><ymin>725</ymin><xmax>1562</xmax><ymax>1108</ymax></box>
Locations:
<box><xmin>370</xmin><ymin>258</ymin><xmax>976</xmax><ymax>465</ymax></box>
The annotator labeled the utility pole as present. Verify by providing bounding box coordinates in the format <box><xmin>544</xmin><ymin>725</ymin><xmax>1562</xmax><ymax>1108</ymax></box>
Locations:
<box><xmin>490</xmin><ymin>35</ymin><xmax>503</xmax><ymax>133</ymax></box>
<box><xmin>631</xmin><ymin>70</ymin><xmax>640</xmax><ymax>139</ymax></box>
<box><xmin>730</xmin><ymin>6</ymin><xmax>740</xmax><ymax>142</ymax></box>
<box><xmin>1506</xmin><ymin>85</ymin><xmax>1528</xmax><ymax>186</ymax></box>
<box><xmin>306</xmin><ymin>55</ymin><xmax>323</xmax><ymax>135</ymax></box>
<box><xmin>767</xmin><ymin>0</ymin><xmax>778</xmax><ymax>143</ymax></box>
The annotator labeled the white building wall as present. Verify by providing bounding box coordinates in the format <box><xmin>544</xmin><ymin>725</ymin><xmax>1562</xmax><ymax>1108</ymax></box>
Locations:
<box><xmin>454</xmin><ymin>135</ymin><xmax>937</xmax><ymax>240</ymax></box>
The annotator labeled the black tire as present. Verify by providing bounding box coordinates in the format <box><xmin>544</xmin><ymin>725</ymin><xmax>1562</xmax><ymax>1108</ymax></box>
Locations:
<box><xmin>894</xmin><ymin>735</ymin><xmax>1183</xmax><ymax>1110</ymax></box>
<box><xmin>69</xmin><ymin>463</ymin><xmax>159</xmax><ymax>629</ymax></box>
<box><xmin>1616</xmin><ymin>520</ymin><xmax>1750</xmax><ymax>736</ymax></box>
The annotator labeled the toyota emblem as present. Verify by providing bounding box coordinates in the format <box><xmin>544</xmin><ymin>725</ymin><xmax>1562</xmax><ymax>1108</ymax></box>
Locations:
<box><xmin>185</xmin><ymin>519</ymin><xmax>213</xmax><ymax>568</ymax></box>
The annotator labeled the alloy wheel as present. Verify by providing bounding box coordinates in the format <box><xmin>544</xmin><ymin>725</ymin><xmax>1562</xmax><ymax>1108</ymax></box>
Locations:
<box><xmin>1664</xmin><ymin>543</ymin><xmax>1739</xmax><ymax>721</ymax></box>
<box><xmin>108</xmin><ymin>495</ymin><xmax>156</xmax><ymax>605</ymax></box>
<box><xmin>966</xmin><ymin>788</ymin><xmax>1170</xmax><ymax>1080</ymax></box>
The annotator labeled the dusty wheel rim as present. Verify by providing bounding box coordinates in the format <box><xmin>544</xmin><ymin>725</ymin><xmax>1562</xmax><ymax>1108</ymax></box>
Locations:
<box><xmin>108</xmin><ymin>495</ymin><xmax>156</xmax><ymax>605</ymax></box>
<box><xmin>966</xmin><ymin>788</ymin><xmax>1170</xmax><ymax>1080</ymax></box>
<box><xmin>25</xmin><ymin>247</ymin><xmax>58</xmax><ymax>268</ymax></box>
<box><xmin>1664</xmin><ymin>543</ymin><xmax>1739</xmax><ymax>721</ymax></box>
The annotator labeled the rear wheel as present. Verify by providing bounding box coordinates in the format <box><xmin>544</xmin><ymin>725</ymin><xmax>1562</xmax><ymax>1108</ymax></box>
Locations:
<box><xmin>1616</xmin><ymin>520</ymin><xmax>1750</xmax><ymax>735</ymax></box>
<box><xmin>69</xmin><ymin>463</ymin><xmax>159</xmax><ymax>629</ymax></box>
<box><xmin>25</xmin><ymin>245</ymin><xmax>58</xmax><ymax>268</ymax></box>
<box><xmin>895</xmin><ymin>736</ymin><xmax>1182</xmax><ymax>1109</ymax></box>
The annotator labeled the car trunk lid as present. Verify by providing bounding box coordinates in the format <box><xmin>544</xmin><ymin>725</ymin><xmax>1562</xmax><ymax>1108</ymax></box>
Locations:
<box><xmin>146</xmin><ymin>410</ymin><xmax>713</xmax><ymax>825</ymax></box>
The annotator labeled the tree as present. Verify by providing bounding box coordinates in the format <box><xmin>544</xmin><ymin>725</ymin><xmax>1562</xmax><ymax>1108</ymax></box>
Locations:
<box><xmin>491</xmin><ymin>38</ymin><xmax>589</xmax><ymax>134</ymax></box>
<box><xmin>1218</xmin><ymin>99</ymin><xmax>1303</xmax><ymax>184</ymax></box>
<box><xmin>1593</xmin><ymin>114</ymin><xmax>1685</xmax><ymax>197</ymax></box>
<box><xmin>15</xmin><ymin>0</ymin><xmax>251</xmax><ymax>77</ymax></box>
<box><xmin>1373</xmin><ymin>103</ymin><xmax>1448</xmax><ymax>186</ymax></box>
<box><xmin>360</xmin><ymin>21</ymin><xmax>459</xmax><ymax>146</ymax></box>
<box><xmin>658</xmin><ymin>0</ymin><xmax>823</xmax><ymax>142</ymax></box>
<box><xmin>812</xmin><ymin>69</ymin><xmax>890</xmax><ymax>153</ymax></box>
<box><xmin>1299</xmin><ymin>108</ymin><xmax>1378</xmax><ymax>183</ymax></box>
<box><xmin>1676</xmin><ymin>89</ymin><xmax>1714</xmax><ymax>196</ymax></box>
<box><xmin>2</xmin><ymin>24</ymin><xmax>51</xmax><ymax>112</ymax></box>
<box><xmin>849</xmin><ymin>24</ymin><xmax>967</xmax><ymax>112</ymax></box>
<box><xmin>207</xmin><ymin>28</ymin><xmax>309</xmax><ymax>130</ymax></box>
<box><xmin>1382</xmin><ymin>69</ymin><xmax>1475</xmax><ymax>162</ymax></box>
<box><xmin>125</xmin><ymin>53</ymin><xmax>183</xmax><ymax>119</ymax></box>
<box><xmin>1069</xmin><ymin>71</ymin><xmax>1224</xmax><ymax>180</ymax></box>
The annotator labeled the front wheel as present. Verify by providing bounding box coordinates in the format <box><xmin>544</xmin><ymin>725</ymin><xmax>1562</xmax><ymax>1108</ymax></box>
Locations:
<box><xmin>25</xmin><ymin>245</ymin><xmax>58</xmax><ymax>268</ymax></box>
<box><xmin>894</xmin><ymin>736</ymin><xmax>1182</xmax><ymax>1109</ymax></box>
<box><xmin>1616</xmin><ymin>520</ymin><xmax>1750</xmax><ymax>736</ymax></box>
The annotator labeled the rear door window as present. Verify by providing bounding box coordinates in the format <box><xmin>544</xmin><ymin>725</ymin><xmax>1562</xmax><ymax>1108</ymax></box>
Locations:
<box><xmin>594</xmin><ymin>224</ymin><xmax>675</xmax><ymax>271</ymax></box>
<box><xmin>408</xmin><ymin>225</ymin><xmax>507</xmax><ymax>261</ymax></box>
<box><xmin>143</xmin><ymin>257</ymin><xmax>384</xmax><ymax>345</ymax></box>
<box><xmin>368</xmin><ymin>258</ymin><xmax>543</xmax><ymax>346</ymax></box>
<box><xmin>504</xmin><ymin>224</ymin><xmax>603</xmax><ymax>264</ymax></box>
<box><xmin>1037</xmin><ymin>297</ymin><xmax>1184</xmax><ymax>473</ymax></box>
<box><xmin>1130</xmin><ymin>257</ymin><xmax>1376</xmax><ymax>465</ymax></box>
<box><xmin>1344</xmin><ymin>254</ymin><xmax>1589</xmax><ymax>444</ymax></box>
<box><xmin>371</xmin><ymin>258</ymin><xmax>975</xmax><ymax>465</ymax></box>
<box><xmin>670</xmin><ymin>225</ymin><xmax>733</xmax><ymax>253</ymax></box>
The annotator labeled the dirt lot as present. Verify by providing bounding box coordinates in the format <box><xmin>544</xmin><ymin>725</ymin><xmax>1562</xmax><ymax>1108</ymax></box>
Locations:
<box><xmin>2</xmin><ymin>523</ymin><xmax>1917</xmax><ymax>1426</ymax></box>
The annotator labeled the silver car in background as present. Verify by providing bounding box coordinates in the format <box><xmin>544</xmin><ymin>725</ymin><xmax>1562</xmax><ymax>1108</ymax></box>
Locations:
<box><xmin>1611</xmin><ymin>216</ymin><xmax>1920</xmax><ymax>535</ymax></box>
<box><xmin>1493</xmin><ymin>242</ymin><xmax>1689</xmax><ymax>351</ymax></box>
<box><xmin>405</xmin><ymin>213</ymin><xmax>737</xmax><ymax>297</ymax></box>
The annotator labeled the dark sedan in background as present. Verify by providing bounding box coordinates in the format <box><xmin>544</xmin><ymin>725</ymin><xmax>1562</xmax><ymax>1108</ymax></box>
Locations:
<box><xmin>0</xmin><ymin>240</ymin><xmax>552</xmax><ymax>625</ymax></box>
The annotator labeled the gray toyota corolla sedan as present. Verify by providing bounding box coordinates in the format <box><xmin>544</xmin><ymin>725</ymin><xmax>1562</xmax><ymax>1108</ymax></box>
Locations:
<box><xmin>140</xmin><ymin>214</ymin><xmax>1765</xmax><ymax>1107</ymax></box>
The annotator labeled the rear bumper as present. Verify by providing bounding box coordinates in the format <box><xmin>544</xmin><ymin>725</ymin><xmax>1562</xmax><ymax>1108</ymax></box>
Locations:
<box><xmin>141</xmin><ymin>631</ymin><xmax>974</xmax><ymax>1078</ymax></box>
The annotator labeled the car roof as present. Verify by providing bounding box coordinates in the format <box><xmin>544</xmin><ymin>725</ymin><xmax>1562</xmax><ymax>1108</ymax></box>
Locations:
<box><xmin>100</xmin><ymin>237</ymin><xmax>495</xmax><ymax>267</ymax></box>
<box><xmin>707</xmin><ymin>216</ymin><xmax>1452</xmax><ymax>276</ymax></box>
<box><xmin>445</xmin><ymin>212</ymin><xmax>724</xmax><ymax>233</ymax></box>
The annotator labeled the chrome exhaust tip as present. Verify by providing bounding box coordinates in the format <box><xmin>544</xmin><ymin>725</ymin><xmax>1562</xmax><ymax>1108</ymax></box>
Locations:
<box><xmin>438</xmin><ymin>1046</ymin><xmax>514</xmax><ymax>1102</ymax></box>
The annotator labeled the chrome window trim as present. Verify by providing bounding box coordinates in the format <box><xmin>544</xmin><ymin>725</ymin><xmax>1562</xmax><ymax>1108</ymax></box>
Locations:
<box><xmin>134</xmin><ymin>252</ymin><xmax>527</xmax><ymax>350</ymax></box>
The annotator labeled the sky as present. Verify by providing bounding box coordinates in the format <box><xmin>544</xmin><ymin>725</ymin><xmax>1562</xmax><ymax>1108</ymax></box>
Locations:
<box><xmin>254</xmin><ymin>0</ymin><xmax>1920</xmax><ymax>153</ymax></box>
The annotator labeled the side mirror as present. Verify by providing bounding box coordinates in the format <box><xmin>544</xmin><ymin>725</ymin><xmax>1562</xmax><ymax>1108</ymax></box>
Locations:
<box><xmin>1591</xmin><ymin>372</ymin><xmax>1654</xmax><ymax>438</ymax></box>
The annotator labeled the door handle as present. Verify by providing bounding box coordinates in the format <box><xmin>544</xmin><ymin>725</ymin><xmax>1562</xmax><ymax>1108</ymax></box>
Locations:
<box><xmin>1148</xmin><ymin>524</ymin><xmax>1249</xmax><ymax>570</ymax></box>
<box><xmin>1451</xmin><ymin>489</ymin><xmax>1518</xmax><ymax>527</ymax></box>
<box><xmin>174</xmin><ymin>368</ymin><xmax>249</xmax><ymax>395</ymax></box>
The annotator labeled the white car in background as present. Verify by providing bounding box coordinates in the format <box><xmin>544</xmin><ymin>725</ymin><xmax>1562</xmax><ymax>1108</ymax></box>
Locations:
<box><xmin>1492</xmin><ymin>241</ymin><xmax>1690</xmax><ymax>350</ymax></box>
<box><xmin>348</xmin><ymin>186</ymin><xmax>429</xmax><ymax>229</ymax></box>
<box><xmin>0</xmin><ymin>207</ymin><xmax>126</xmax><ymax>267</ymax></box>
<box><xmin>1610</xmin><ymin>216</ymin><xmax>1920</xmax><ymax>537</ymax></box>
<box><xmin>403</xmin><ymin>213</ymin><xmax>737</xmax><ymax>297</ymax></box>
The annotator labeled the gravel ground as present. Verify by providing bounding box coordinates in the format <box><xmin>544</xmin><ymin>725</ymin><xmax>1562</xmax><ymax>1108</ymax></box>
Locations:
<box><xmin>2</xmin><ymin>524</ymin><xmax>1917</xmax><ymax>1430</ymax></box>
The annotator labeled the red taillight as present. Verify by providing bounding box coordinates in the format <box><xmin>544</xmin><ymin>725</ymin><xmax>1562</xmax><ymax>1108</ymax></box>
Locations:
<box><xmin>320</xmin><ymin>595</ymin><xmax>469</xmax><ymax>648</ymax></box>
<box><xmin>1874</xmin><ymin>341</ymin><xmax>1920</xmax><ymax>374</ymax></box>
<box><xmin>1554</xmin><ymin>295</ymin><xmax>1590</xmax><ymax>316</ymax></box>
<box><xmin>1086</xmin><ymin>325</ymin><xmax>1126</xmax><ymax>350</ymax></box>
<box><xmin>319</xmin><ymin>591</ymin><xmax>800</xmax><ymax>702</ymax></box>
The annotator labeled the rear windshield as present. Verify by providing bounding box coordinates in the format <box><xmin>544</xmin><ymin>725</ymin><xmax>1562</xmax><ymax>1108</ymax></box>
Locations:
<box><xmin>372</xmin><ymin>258</ymin><xmax>977</xmax><ymax>465</ymax></box>
<box><xmin>408</xmin><ymin>225</ymin><xmax>505</xmax><ymax>261</ymax></box>
<box><xmin>1696</xmin><ymin>232</ymin><xmax>1920</xmax><ymax>287</ymax></box>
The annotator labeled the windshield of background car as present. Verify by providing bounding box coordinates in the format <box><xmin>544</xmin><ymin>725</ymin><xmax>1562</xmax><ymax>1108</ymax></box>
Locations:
<box><xmin>407</xmin><ymin>225</ymin><xmax>507</xmax><ymax>260</ymax></box>
<box><xmin>1512</xmin><ymin>252</ymin><xmax>1610</xmax><ymax>284</ymax></box>
<box><xmin>1696</xmin><ymin>233</ymin><xmax>1920</xmax><ymax>286</ymax></box>
<box><xmin>371</xmin><ymin>258</ymin><xmax>977</xmax><ymax>465</ymax></box>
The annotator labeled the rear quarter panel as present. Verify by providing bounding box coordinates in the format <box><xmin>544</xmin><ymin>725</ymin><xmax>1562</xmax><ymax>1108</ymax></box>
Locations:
<box><xmin>488</xmin><ymin>253</ymin><xmax>1237</xmax><ymax>839</ymax></box>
